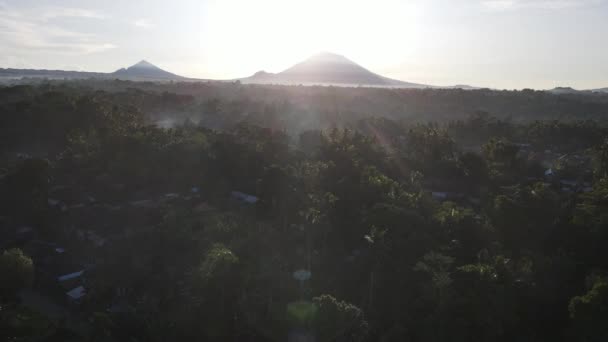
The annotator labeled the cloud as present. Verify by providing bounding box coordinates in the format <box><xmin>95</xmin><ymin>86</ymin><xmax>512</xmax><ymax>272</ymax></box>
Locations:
<box><xmin>83</xmin><ymin>43</ymin><xmax>117</xmax><ymax>54</ymax></box>
<box><xmin>42</xmin><ymin>7</ymin><xmax>107</xmax><ymax>20</ymax></box>
<box><xmin>134</xmin><ymin>18</ymin><xmax>154</xmax><ymax>29</ymax></box>
<box><xmin>481</xmin><ymin>0</ymin><xmax>517</xmax><ymax>10</ymax></box>
<box><xmin>481</xmin><ymin>0</ymin><xmax>605</xmax><ymax>10</ymax></box>
<box><xmin>0</xmin><ymin>4</ymin><xmax>116</xmax><ymax>56</ymax></box>
<box><xmin>0</xmin><ymin>54</ymin><xmax>35</xmax><ymax>69</ymax></box>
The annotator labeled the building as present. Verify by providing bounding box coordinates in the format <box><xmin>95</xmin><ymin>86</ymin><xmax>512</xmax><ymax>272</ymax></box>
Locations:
<box><xmin>231</xmin><ymin>191</ymin><xmax>259</xmax><ymax>204</ymax></box>
<box><xmin>66</xmin><ymin>286</ymin><xmax>86</xmax><ymax>304</ymax></box>
<box><xmin>57</xmin><ymin>270</ymin><xmax>85</xmax><ymax>290</ymax></box>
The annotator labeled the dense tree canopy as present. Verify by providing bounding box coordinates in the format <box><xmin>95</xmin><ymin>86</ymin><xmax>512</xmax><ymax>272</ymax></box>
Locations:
<box><xmin>1</xmin><ymin>81</ymin><xmax>608</xmax><ymax>341</ymax></box>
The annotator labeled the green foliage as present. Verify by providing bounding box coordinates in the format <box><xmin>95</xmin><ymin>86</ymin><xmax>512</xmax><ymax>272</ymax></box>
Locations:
<box><xmin>569</xmin><ymin>278</ymin><xmax>608</xmax><ymax>341</ymax></box>
<box><xmin>404</xmin><ymin>125</ymin><xmax>457</xmax><ymax>176</ymax></box>
<box><xmin>0</xmin><ymin>249</ymin><xmax>34</xmax><ymax>301</ymax></box>
<box><xmin>312</xmin><ymin>294</ymin><xmax>369</xmax><ymax>342</ymax></box>
<box><xmin>196</xmin><ymin>243</ymin><xmax>239</xmax><ymax>284</ymax></box>
<box><xmin>415</xmin><ymin>251</ymin><xmax>455</xmax><ymax>290</ymax></box>
<box><xmin>594</xmin><ymin>138</ymin><xmax>608</xmax><ymax>179</ymax></box>
<box><xmin>1</xmin><ymin>82</ymin><xmax>608</xmax><ymax>341</ymax></box>
<box><xmin>287</xmin><ymin>301</ymin><xmax>318</xmax><ymax>326</ymax></box>
<box><xmin>574</xmin><ymin>178</ymin><xmax>608</xmax><ymax>231</ymax></box>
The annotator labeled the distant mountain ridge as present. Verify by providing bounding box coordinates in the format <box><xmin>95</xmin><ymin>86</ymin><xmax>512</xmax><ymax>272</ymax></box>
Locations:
<box><xmin>0</xmin><ymin>60</ymin><xmax>187</xmax><ymax>81</ymax></box>
<box><xmin>2</xmin><ymin>56</ymin><xmax>605</xmax><ymax>91</ymax></box>
<box><xmin>548</xmin><ymin>86</ymin><xmax>608</xmax><ymax>94</ymax></box>
<box><xmin>0</xmin><ymin>68</ymin><xmax>106</xmax><ymax>80</ymax></box>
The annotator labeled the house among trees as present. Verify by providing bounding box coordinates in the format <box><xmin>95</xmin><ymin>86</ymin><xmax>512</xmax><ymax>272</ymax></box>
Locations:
<box><xmin>231</xmin><ymin>191</ymin><xmax>259</xmax><ymax>204</ymax></box>
<box><xmin>57</xmin><ymin>270</ymin><xmax>85</xmax><ymax>290</ymax></box>
<box><xmin>66</xmin><ymin>285</ymin><xmax>86</xmax><ymax>304</ymax></box>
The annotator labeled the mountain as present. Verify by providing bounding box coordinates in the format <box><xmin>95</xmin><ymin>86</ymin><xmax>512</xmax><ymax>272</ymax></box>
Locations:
<box><xmin>547</xmin><ymin>87</ymin><xmax>608</xmax><ymax>94</ymax></box>
<box><xmin>0</xmin><ymin>60</ymin><xmax>186</xmax><ymax>81</ymax></box>
<box><xmin>548</xmin><ymin>87</ymin><xmax>582</xmax><ymax>94</ymax></box>
<box><xmin>241</xmin><ymin>52</ymin><xmax>429</xmax><ymax>88</ymax></box>
<box><xmin>449</xmin><ymin>84</ymin><xmax>480</xmax><ymax>90</ymax></box>
<box><xmin>0</xmin><ymin>68</ymin><xmax>106</xmax><ymax>80</ymax></box>
<box><xmin>112</xmin><ymin>60</ymin><xmax>184</xmax><ymax>80</ymax></box>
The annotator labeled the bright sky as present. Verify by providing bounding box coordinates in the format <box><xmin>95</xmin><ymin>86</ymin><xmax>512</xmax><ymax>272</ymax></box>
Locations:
<box><xmin>1</xmin><ymin>0</ymin><xmax>607</xmax><ymax>89</ymax></box>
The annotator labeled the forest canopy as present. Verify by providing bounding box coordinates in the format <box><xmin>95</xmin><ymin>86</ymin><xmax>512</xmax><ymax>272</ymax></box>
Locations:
<box><xmin>1</xmin><ymin>80</ymin><xmax>608</xmax><ymax>341</ymax></box>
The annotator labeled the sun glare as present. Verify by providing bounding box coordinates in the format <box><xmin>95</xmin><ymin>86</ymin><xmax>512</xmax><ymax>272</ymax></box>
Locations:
<box><xmin>203</xmin><ymin>0</ymin><xmax>423</xmax><ymax>78</ymax></box>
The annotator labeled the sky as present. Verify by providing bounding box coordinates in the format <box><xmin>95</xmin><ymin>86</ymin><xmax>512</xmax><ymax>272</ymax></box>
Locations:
<box><xmin>1</xmin><ymin>0</ymin><xmax>607</xmax><ymax>89</ymax></box>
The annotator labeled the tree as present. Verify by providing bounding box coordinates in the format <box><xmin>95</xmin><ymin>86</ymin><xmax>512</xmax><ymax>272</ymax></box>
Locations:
<box><xmin>404</xmin><ymin>125</ymin><xmax>457</xmax><ymax>177</ymax></box>
<box><xmin>458</xmin><ymin>151</ymin><xmax>489</xmax><ymax>191</ymax></box>
<box><xmin>490</xmin><ymin>183</ymin><xmax>560</xmax><ymax>254</ymax></box>
<box><xmin>188</xmin><ymin>244</ymin><xmax>240</xmax><ymax>340</ymax></box>
<box><xmin>196</xmin><ymin>244</ymin><xmax>239</xmax><ymax>286</ymax></box>
<box><xmin>204</xmin><ymin>98</ymin><xmax>222</xmax><ymax>115</ymax></box>
<box><xmin>414</xmin><ymin>251</ymin><xmax>455</xmax><ymax>302</ymax></box>
<box><xmin>569</xmin><ymin>277</ymin><xmax>608</xmax><ymax>342</ymax></box>
<box><xmin>312</xmin><ymin>294</ymin><xmax>369</xmax><ymax>342</ymax></box>
<box><xmin>0</xmin><ymin>249</ymin><xmax>34</xmax><ymax>302</ymax></box>
<box><xmin>594</xmin><ymin>138</ymin><xmax>608</xmax><ymax>180</ymax></box>
<box><xmin>573</xmin><ymin>180</ymin><xmax>608</xmax><ymax>267</ymax></box>
<box><xmin>484</xmin><ymin>137</ymin><xmax>518</xmax><ymax>159</ymax></box>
